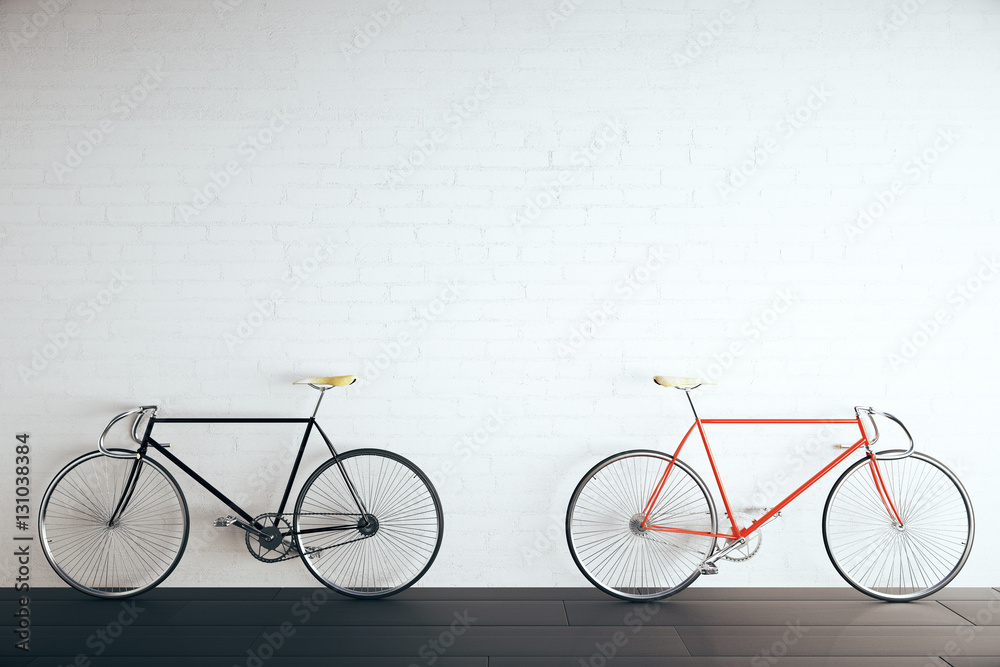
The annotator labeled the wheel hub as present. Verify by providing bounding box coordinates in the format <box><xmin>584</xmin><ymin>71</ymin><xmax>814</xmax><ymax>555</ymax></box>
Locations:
<box><xmin>357</xmin><ymin>514</ymin><xmax>379</xmax><ymax>536</ymax></box>
<box><xmin>628</xmin><ymin>513</ymin><xmax>648</xmax><ymax>537</ymax></box>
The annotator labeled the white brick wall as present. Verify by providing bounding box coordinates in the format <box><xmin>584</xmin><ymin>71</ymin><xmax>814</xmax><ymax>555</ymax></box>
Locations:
<box><xmin>2</xmin><ymin>0</ymin><xmax>999</xmax><ymax>589</ymax></box>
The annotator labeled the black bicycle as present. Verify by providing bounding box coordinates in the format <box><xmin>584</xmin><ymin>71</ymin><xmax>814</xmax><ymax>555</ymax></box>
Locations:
<box><xmin>38</xmin><ymin>376</ymin><xmax>444</xmax><ymax>599</ymax></box>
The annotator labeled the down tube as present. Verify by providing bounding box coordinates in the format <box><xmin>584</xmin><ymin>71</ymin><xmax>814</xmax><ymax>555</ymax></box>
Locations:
<box><xmin>743</xmin><ymin>436</ymin><xmax>868</xmax><ymax>535</ymax></box>
<box><xmin>146</xmin><ymin>437</ymin><xmax>259</xmax><ymax>527</ymax></box>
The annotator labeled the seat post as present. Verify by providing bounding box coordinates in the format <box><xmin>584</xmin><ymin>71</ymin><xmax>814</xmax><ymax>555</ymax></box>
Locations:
<box><xmin>682</xmin><ymin>388</ymin><xmax>701</xmax><ymax>421</ymax></box>
<box><xmin>310</xmin><ymin>385</ymin><xmax>330</xmax><ymax>418</ymax></box>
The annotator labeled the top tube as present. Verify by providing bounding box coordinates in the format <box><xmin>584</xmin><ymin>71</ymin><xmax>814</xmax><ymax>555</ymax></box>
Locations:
<box><xmin>151</xmin><ymin>418</ymin><xmax>313</xmax><ymax>423</ymax></box>
<box><xmin>699</xmin><ymin>418</ymin><xmax>861</xmax><ymax>424</ymax></box>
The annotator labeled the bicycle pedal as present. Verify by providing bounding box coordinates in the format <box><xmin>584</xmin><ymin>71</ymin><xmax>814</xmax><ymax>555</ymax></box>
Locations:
<box><xmin>699</xmin><ymin>562</ymin><xmax>719</xmax><ymax>575</ymax></box>
<box><xmin>214</xmin><ymin>515</ymin><xmax>237</xmax><ymax>528</ymax></box>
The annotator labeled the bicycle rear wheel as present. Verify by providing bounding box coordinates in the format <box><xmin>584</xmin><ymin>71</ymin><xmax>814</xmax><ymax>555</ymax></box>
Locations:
<box><xmin>566</xmin><ymin>450</ymin><xmax>718</xmax><ymax>601</ymax></box>
<box><xmin>823</xmin><ymin>452</ymin><xmax>974</xmax><ymax>602</ymax></box>
<box><xmin>294</xmin><ymin>448</ymin><xmax>443</xmax><ymax>599</ymax></box>
<box><xmin>39</xmin><ymin>450</ymin><xmax>189</xmax><ymax>598</ymax></box>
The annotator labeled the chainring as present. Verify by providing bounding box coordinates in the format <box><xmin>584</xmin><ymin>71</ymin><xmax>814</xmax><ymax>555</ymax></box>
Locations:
<box><xmin>721</xmin><ymin>512</ymin><xmax>763</xmax><ymax>562</ymax></box>
<box><xmin>246</xmin><ymin>513</ymin><xmax>296</xmax><ymax>563</ymax></box>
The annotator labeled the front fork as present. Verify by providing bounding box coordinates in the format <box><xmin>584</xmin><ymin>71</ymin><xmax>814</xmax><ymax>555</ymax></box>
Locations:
<box><xmin>867</xmin><ymin>452</ymin><xmax>904</xmax><ymax>528</ymax></box>
<box><xmin>108</xmin><ymin>457</ymin><xmax>144</xmax><ymax>526</ymax></box>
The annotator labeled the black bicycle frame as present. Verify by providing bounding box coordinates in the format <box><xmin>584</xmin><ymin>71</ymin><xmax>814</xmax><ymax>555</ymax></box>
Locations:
<box><xmin>131</xmin><ymin>416</ymin><xmax>368</xmax><ymax>535</ymax></box>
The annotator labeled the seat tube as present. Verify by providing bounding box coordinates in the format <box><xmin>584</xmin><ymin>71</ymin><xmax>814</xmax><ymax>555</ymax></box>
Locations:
<box><xmin>686</xmin><ymin>390</ymin><xmax>738</xmax><ymax>536</ymax></box>
<box><xmin>276</xmin><ymin>420</ymin><xmax>314</xmax><ymax>516</ymax></box>
<box><xmin>695</xmin><ymin>417</ymin><xmax>740</xmax><ymax>536</ymax></box>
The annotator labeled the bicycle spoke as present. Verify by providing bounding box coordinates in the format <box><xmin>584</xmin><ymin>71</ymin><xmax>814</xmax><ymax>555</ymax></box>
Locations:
<box><xmin>295</xmin><ymin>450</ymin><xmax>442</xmax><ymax>598</ymax></box>
<box><xmin>824</xmin><ymin>453</ymin><xmax>972</xmax><ymax>601</ymax></box>
<box><xmin>40</xmin><ymin>453</ymin><xmax>188</xmax><ymax>598</ymax></box>
<box><xmin>568</xmin><ymin>452</ymin><xmax>717</xmax><ymax>601</ymax></box>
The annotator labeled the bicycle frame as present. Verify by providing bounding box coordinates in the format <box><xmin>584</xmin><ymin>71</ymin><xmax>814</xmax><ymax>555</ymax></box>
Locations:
<box><xmin>105</xmin><ymin>407</ymin><xmax>368</xmax><ymax>539</ymax></box>
<box><xmin>639</xmin><ymin>401</ymin><xmax>904</xmax><ymax>541</ymax></box>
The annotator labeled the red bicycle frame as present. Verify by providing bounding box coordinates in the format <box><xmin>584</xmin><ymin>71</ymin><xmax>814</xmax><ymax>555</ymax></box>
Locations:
<box><xmin>639</xmin><ymin>409</ymin><xmax>903</xmax><ymax>541</ymax></box>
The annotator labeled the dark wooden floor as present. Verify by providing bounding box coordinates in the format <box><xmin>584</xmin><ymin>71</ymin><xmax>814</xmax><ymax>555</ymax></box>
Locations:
<box><xmin>4</xmin><ymin>587</ymin><xmax>999</xmax><ymax>666</ymax></box>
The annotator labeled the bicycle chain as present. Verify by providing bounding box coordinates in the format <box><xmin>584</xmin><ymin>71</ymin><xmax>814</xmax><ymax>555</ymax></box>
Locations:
<box><xmin>248</xmin><ymin>512</ymin><xmax>373</xmax><ymax>564</ymax></box>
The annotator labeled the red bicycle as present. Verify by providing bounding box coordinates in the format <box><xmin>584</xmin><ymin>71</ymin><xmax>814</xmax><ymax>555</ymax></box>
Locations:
<box><xmin>566</xmin><ymin>376</ymin><xmax>975</xmax><ymax>602</ymax></box>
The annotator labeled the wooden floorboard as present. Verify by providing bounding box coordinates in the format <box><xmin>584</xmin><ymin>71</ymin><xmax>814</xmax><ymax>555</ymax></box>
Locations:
<box><xmin>676</xmin><ymin>625</ymin><xmax>1000</xmax><ymax>657</ymax></box>
<box><xmin>489</xmin><ymin>659</ymin><xmax>953</xmax><ymax>666</ymax></box>
<box><xmin>565</xmin><ymin>599</ymin><xmax>971</xmax><ymax>626</ymax></box>
<box><xmin>4</xmin><ymin>586</ymin><xmax>993</xmax><ymax>601</ymax></box>
<box><xmin>939</xmin><ymin>600</ymin><xmax>1000</xmax><ymax>625</ymax></box>
<box><xmin>5</xmin><ymin>587</ymin><xmax>994</xmax><ymax>664</ymax></box>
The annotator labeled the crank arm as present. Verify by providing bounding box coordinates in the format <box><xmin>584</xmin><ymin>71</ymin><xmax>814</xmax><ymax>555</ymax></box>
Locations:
<box><xmin>701</xmin><ymin>537</ymin><xmax>747</xmax><ymax>571</ymax></box>
<box><xmin>229</xmin><ymin>518</ymin><xmax>270</xmax><ymax>540</ymax></box>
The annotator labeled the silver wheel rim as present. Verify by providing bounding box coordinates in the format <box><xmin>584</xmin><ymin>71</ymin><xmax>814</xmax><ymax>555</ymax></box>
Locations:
<box><xmin>295</xmin><ymin>451</ymin><xmax>442</xmax><ymax>597</ymax></box>
<box><xmin>824</xmin><ymin>452</ymin><xmax>974</xmax><ymax>601</ymax></box>
<box><xmin>568</xmin><ymin>452</ymin><xmax>717</xmax><ymax>600</ymax></box>
<box><xmin>40</xmin><ymin>452</ymin><xmax>188</xmax><ymax>598</ymax></box>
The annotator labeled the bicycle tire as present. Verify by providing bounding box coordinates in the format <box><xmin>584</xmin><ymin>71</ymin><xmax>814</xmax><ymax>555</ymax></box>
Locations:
<box><xmin>39</xmin><ymin>449</ymin><xmax>190</xmax><ymax>598</ymax></box>
<box><xmin>293</xmin><ymin>448</ymin><xmax>443</xmax><ymax>599</ymax></box>
<box><xmin>823</xmin><ymin>451</ymin><xmax>974</xmax><ymax>602</ymax></box>
<box><xmin>566</xmin><ymin>449</ymin><xmax>718</xmax><ymax>602</ymax></box>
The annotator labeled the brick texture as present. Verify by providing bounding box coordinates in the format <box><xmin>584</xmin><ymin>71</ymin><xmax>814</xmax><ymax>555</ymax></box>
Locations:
<box><xmin>1</xmin><ymin>0</ymin><xmax>998</xmax><ymax>588</ymax></box>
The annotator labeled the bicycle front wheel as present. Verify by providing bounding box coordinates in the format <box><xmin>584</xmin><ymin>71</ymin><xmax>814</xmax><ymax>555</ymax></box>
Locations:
<box><xmin>823</xmin><ymin>451</ymin><xmax>974</xmax><ymax>602</ymax></box>
<box><xmin>39</xmin><ymin>450</ymin><xmax>189</xmax><ymax>598</ymax></box>
<box><xmin>567</xmin><ymin>450</ymin><xmax>718</xmax><ymax>601</ymax></box>
<box><xmin>294</xmin><ymin>448</ymin><xmax>443</xmax><ymax>599</ymax></box>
